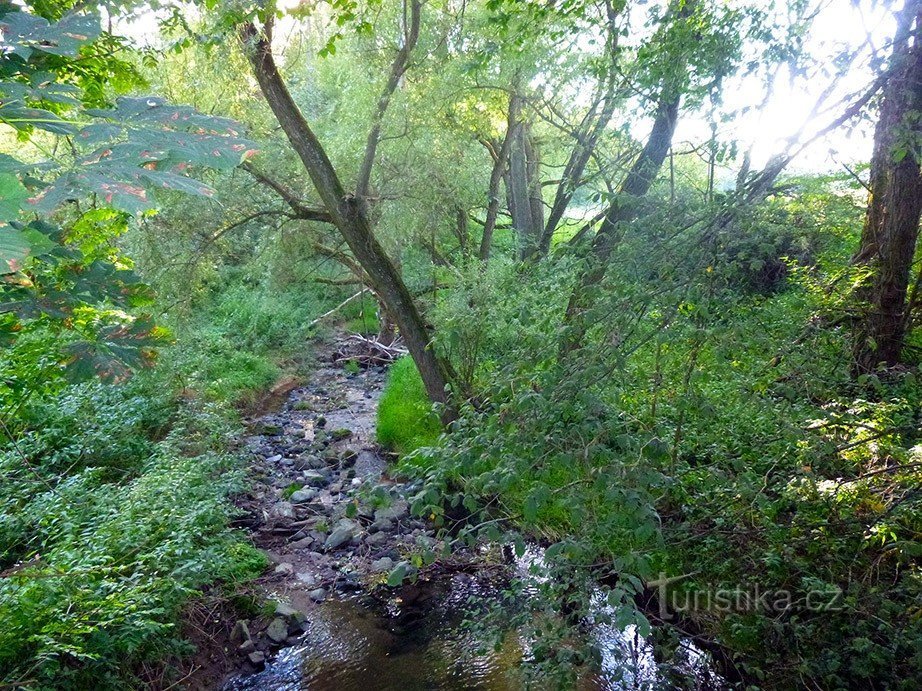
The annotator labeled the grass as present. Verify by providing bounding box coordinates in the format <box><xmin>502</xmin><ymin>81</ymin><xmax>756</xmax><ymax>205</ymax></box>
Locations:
<box><xmin>376</xmin><ymin>356</ymin><xmax>441</xmax><ymax>454</ymax></box>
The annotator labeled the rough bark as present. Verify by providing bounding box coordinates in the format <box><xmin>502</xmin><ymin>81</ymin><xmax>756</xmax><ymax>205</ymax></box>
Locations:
<box><xmin>240</xmin><ymin>20</ymin><xmax>456</xmax><ymax>414</ymax></box>
<box><xmin>852</xmin><ymin>0</ymin><xmax>922</xmax><ymax>373</ymax></box>
<box><xmin>508</xmin><ymin>119</ymin><xmax>537</xmax><ymax>259</ymax></box>
<box><xmin>524</xmin><ymin>127</ymin><xmax>545</xmax><ymax>255</ymax></box>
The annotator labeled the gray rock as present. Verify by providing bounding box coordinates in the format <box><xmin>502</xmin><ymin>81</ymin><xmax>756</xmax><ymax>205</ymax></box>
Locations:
<box><xmin>289</xmin><ymin>536</ymin><xmax>314</xmax><ymax>550</ymax></box>
<box><xmin>239</xmin><ymin>638</ymin><xmax>256</xmax><ymax>654</ymax></box>
<box><xmin>290</xmin><ymin>488</ymin><xmax>317</xmax><ymax>503</ymax></box>
<box><xmin>374</xmin><ymin>499</ymin><xmax>409</xmax><ymax>522</ymax></box>
<box><xmin>266</xmin><ymin>454</ymin><xmax>282</xmax><ymax>463</ymax></box>
<box><xmin>370</xmin><ymin>517</ymin><xmax>394</xmax><ymax>533</ymax></box>
<box><xmin>275</xmin><ymin>602</ymin><xmax>307</xmax><ymax>625</ymax></box>
<box><xmin>248</xmin><ymin>650</ymin><xmax>266</xmax><ymax>666</ymax></box>
<box><xmin>324</xmin><ymin>519</ymin><xmax>359</xmax><ymax>550</ymax></box>
<box><xmin>296</xmin><ymin>572</ymin><xmax>318</xmax><ymax>587</ymax></box>
<box><xmin>365</xmin><ymin>531</ymin><xmax>389</xmax><ymax>547</ymax></box>
<box><xmin>266</xmin><ymin>617</ymin><xmax>288</xmax><ymax>643</ymax></box>
<box><xmin>371</xmin><ymin>557</ymin><xmax>394</xmax><ymax>573</ymax></box>
<box><xmin>230</xmin><ymin>619</ymin><xmax>251</xmax><ymax>645</ymax></box>
<box><xmin>274</xmin><ymin>502</ymin><xmax>295</xmax><ymax>519</ymax></box>
<box><xmin>274</xmin><ymin>562</ymin><xmax>294</xmax><ymax>576</ymax></box>
<box><xmin>302</xmin><ymin>470</ymin><xmax>329</xmax><ymax>487</ymax></box>
<box><xmin>309</xmin><ymin>587</ymin><xmax>327</xmax><ymax>602</ymax></box>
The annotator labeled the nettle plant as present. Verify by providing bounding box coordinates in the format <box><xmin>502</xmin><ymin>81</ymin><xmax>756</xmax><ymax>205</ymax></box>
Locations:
<box><xmin>0</xmin><ymin>6</ymin><xmax>254</xmax><ymax>394</ymax></box>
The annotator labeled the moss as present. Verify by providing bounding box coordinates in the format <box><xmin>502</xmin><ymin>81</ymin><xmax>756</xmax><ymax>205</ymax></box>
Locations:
<box><xmin>376</xmin><ymin>357</ymin><xmax>441</xmax><ymax>454</ymax></box>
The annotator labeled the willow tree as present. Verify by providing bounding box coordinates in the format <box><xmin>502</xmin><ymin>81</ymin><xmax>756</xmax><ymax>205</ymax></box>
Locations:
<box><xmin>236</xmin><ymin>2</ymin><xmax>458</xmax><ymax>414</ymax></box>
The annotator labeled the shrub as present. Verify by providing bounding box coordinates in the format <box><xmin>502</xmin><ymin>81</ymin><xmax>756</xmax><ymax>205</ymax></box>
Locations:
<box><xmin>376</xmin><ymin>357</ymin><xmax>440</xmax><ymax>454</ymax></box>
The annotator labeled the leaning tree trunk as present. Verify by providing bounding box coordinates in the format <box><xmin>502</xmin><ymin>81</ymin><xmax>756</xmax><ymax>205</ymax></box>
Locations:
<box><xmin>560</xmin><ymin>93</ymin><xmax>681</xmax><ymax>354</ymax></box>
<box><xmin>852</xmin><ymin>0</ymin><xmax>922</xmax><ymax>374</ymax></box>
<box><xmin>241</xmin><ymin>21</ymin><xmax>456</xmax><ymax>415</ymax></box>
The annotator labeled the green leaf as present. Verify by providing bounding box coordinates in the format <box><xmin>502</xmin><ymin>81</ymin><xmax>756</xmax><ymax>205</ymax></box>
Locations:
<box><xmin>387</xmin><ymin>561</ymin><xmax>412</xmax><ymax>587</ymax></box>
<box><xmin>0</xmin><ymin>173</ymin><xmax>28</xmax><ymax>220</ymax></box>
<box><xmin>0</xmin><ymin>228</ymin><xmax>32</xmax><ymax>273</ymax></box>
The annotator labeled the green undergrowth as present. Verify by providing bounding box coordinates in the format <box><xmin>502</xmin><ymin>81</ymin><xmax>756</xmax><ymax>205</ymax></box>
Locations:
<box><xmin>0</xmin><ymin>367</ymin><xmax>267</xmax><ymax>689</ymax></box>
<box><xmin>376</xmin><ymin>356</ymin><xmax>441</xmax><ymax>454</ymax></box>
<box><xmin>397</xmin><ymin>183</ymin><xmax>922</xmax><ymax>688</ymax></box>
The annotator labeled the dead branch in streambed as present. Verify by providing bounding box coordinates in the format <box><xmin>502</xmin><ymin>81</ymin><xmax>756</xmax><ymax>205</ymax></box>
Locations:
<box><xmin>332</xmin><ymin>334</ymin><xmax>408</xmax><ymax>368</ymax></box>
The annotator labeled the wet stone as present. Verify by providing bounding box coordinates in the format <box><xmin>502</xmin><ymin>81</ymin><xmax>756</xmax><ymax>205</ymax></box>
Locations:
<box><xmin>266</xmin><ymin>617</ymin><xmax>288</xmax><ymax>644</ymax></box>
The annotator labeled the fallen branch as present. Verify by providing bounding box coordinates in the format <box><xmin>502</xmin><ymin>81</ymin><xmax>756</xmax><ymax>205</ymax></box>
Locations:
<box><xmin>308</xmin><ymin>290</ymin><xmax>370</xmax><ymax>329</ymax></box>
<box><xmin>332</xmin><ymin>333</ymin><xmax>408</xmax><ymax>367</ymax></box>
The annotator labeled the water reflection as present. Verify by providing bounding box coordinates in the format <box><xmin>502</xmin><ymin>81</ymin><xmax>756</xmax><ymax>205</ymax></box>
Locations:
<box><xmin>224</xmin><ymin>550</ymin><xmax>725</xmax><ymax>690</ymax></box>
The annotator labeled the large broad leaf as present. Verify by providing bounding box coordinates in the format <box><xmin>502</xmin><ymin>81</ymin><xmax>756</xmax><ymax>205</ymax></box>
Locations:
<box><xmin>0</xmin><ymin>73</ymin><xmax>82</xmax><ymax>106</ymax></box>
<box><xmin>0</xmin><ymin>11</ymin><xmax>101</xmax><ymax>59</ymax></box>
<box><xmin>63</xmin><ymin>318</ymin><xmax>159</xmax><ymax>384</ymax></box>
<box><xmin>0</xmin><ymin>220</ymin><xmax>57</xmax><ymax>274</ymax></box>
<box><xmin>0</xmin><ymin>100</ymin><xmax>78</xmax><ymax>135</ymax></box>
<box><xmin>0</xmin><ymin>228</ymin><xmax>32</xmax><ymax>273</ymax></box>
<box><xmin>86</xmin><ymin>97</ymin><xmax>244</xmax><ymax>136</ymax></box>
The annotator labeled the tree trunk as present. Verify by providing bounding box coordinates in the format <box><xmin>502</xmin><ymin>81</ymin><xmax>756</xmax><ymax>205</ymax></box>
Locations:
<box><xmin>508</xmin><ymin>119</ymin><xmax>537</xmax><ymax>259</ymax></box>
<box><xmin>241</xmin><ymin>22</ymin><xmax>456</xmax><ymax>415</ymax></box>
<box><xmin>852</xmin><ymin>0</ymin><xmax>922</xmax><ymax>374</ymax></box>
<box><xmin>479</xmin><ymin>92</ymin><xmax>520</xmax><ymax>261</ymax></box>
<box><xmin>560</xmin><ymin>93</ymin><xmax>681</xmax><ymax>353</ymax></box>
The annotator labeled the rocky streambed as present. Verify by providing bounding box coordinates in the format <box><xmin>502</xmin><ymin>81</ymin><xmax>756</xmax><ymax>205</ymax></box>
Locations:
<box><xmin>215</xmin><ymin>351</ymin><xmax>510</xmax><ymax>688</ymax></box>
<box><xmin>212</xmin><ymin>343</ymin><xmax>727</xmax><ymax>690</ymax></box>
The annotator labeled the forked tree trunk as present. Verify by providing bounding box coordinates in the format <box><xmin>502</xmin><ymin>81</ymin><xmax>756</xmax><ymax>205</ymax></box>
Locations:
<box><xmin>241</xmin><ymin>22</ymin><xmax>456</xmax><ymax>416</ymax></box>
<box><xmin>852</xmin><ymin>0</ymin><xmax>922</xmax><ymax>374</ymax></box>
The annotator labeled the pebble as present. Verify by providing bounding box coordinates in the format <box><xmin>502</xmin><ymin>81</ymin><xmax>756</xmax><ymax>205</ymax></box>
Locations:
<box><xmin>366</xmin><ymin>532</ymin><xmax>389</xmax><ymax>547</ymax></box>
<box><xmin>290</xmin><ymin>488</ymin><xmax>317</xmax><ymax>503</ymax></box>
<box><xmin>296</xmin><ymin>572</ymin><xmax>318</xmax><ymax>587</ymax></box>
<box><xmin>309</xmin><ymin>587</ymin><xmax>327</xmax><ymax>602</ymax></box>
<box><xmin>374</xmin><ymin>499</ymin><xmax>409</xmax><ymax>522</ymax></box>
<box><xmin>324</xmin><ymin>519</ymin><xmax>359</xmax><ymax>550</ymax></box>
<box><xmin>302</xmin><ymin>470</ymin><xmax>328</xmax><ymax>487</ymax></box>
<box><xmin>370</xmin><ymin>518</ymin><xmax>394</xmax><ymax>533</ymax></box>
<box><xmin>274</xmin><ymin>562</ymin><xmax>294</xmax><ymax>575</ymax></box>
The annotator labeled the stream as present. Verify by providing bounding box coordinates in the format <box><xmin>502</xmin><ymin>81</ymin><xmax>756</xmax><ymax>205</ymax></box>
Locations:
<box><xmin>219</xmin><ymin>343</ymin><xmax>727</xmax><ymax>690</ymax></box>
